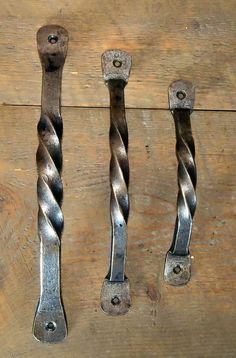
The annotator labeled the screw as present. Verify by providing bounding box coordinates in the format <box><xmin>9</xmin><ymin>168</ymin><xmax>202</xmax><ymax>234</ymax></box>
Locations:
<box><xmin>111</xmin><ymin>296</ymin><xmax>120</xmax><ymax>305</ymax></box>
<box><xmin>45</xmin><ymin>321</ymin><xmax>56</xmax><ymax>331</ymax></box>
<box><xmin>176</xmin><ymin>91</ymin><xmax>186</xmax><ymax>100</ymax></box>
<box><xmin>48</xmin><ymin>34</ymin><xmax>58</xmax><ymax>44</ymax></box>
<box><xmin>113</xmin><ymin>60</ymin><xmax>122</xmax><ymax>68</ymax></box>
<box><xmin>173</xmin><ymin>265</ymin><xmax>182</xmax><ymax>274</ymax></box>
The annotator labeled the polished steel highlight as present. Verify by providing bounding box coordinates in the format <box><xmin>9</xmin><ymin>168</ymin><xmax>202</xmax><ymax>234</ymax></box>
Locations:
<box><xmin>33</xmin><ymin>25</ymin><xmax>68</xmax><ymax>343</ymax></box>
<box><xmin>164</xmin><ymin>80</ymin><xmax>197</xmax><ymax>286</ymax></box>
<box><xmin>100</xmin><ymin>50</ymin><xmax>132</xmax><ymax>315</ymax></box>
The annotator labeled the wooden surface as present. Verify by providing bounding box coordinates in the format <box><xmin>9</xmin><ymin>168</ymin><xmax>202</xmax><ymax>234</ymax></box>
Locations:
<box><xmin>1</xmin><ymin>0</ymin><xmax>236</xmax><ymax>356</ymax></box>
<box><xmin>0</xmin><ymin>106</ymin><xmax>236</xmax><ymax>357</ymax></box>
<box><xmin>1</xmin><ymin>0</ymin><xmax>236</xmax><ymax>109</ymax></box>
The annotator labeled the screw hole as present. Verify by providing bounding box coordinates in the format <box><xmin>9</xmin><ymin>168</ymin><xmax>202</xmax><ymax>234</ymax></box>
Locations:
<box><xmin>113</xmin><ymin>59</ymin><xmax>122</xmax><ymax>68</ymax></box>
<box><xmin>176</xmin><ymin>91</ymin><xmax>186</xmax><ymax>100</ymax></box>
<box><xmin>48</xmin><ymin>34</ymin><xmax>58</xmax><ymax>44</ymax></box>
<box><xmin>173</xmin><ymin>265</ymin><xmax>182</xmax><ymax>274</ymax></box>
<box><xmin>111</xmin><ymin>296</ymin><xmax>120</xmax><ymax>305</ymax></box>
<box><xmin>45</xmin><ymin>321</ymin><xmax>56</xmax><ymax>331</ymax></box>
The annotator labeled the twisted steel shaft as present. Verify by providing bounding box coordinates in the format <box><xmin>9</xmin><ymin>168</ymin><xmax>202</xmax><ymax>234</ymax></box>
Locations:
<box><xmin>171</xmin><ymin>109</ymin><xmax>197</xmax><ymax>255</ymax></box>
<box><xmin>33</xmin><ymin>25</ymin><xmax>68</xmax><ymax>343</ymax></box>
<box><xmin>37</xmin><ymin>111</ymin><xmax>63</xmax><ymax>246</ymax></box>
<box><xmin>108</xmin><ymin>79</ymin><xmax>129</xmax><ymax>282</ymax></box>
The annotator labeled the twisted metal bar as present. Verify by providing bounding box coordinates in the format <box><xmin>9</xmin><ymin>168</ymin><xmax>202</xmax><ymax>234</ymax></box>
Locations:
<box><xmin>33</xmin><ymin>25</ymin><xmax>68</xmax><ymax>343</ymax></box>
<box><xmin>108</xmin><ymin>79</ymin><xmax>129</xmax><ymax>282</ymax></box>
<box><xmin>100</xmin><ymin>50</ymin><xmax>132</xmax><ymax>315</ymax></box>
<box><xmin>164</xmin><ymin>80</ymin><xmax>197</xmax><ymax>286</ymax></box>
<box><xmin>172</xmin><ymin>109</ymin><xmax>197</xmax><ymax>255</ymax></box>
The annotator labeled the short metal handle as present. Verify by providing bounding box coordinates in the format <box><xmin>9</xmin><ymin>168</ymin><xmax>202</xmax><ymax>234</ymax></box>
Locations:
<box><xmin>164</xmin><ymin>80</ymin><xmax>197</xmax><ymax>286</ymax></box>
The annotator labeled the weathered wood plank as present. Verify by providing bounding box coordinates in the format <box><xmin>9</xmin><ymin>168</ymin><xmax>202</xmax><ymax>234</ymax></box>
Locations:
<box><xmin>0</xmin><ymin>105</ymin><xmax>235</xmax><ymax>357</ymax></box>
<box><xmin>0</xmin><ymin>0</ymin><xmax>236</xmax><ymax>110</ymax></box>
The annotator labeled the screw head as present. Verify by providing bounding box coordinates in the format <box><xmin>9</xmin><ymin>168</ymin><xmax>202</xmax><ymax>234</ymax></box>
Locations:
<box><xmin>173</xmin><ymin>265</ymin><xmax>182</xmax><ymax>274</ymax></box>
<box><xmin>48</xmin><ymin>34</ymin><xmax>58</xmax><ymax>44</ymax></box>
<box><xmin>111</xmin><ymin>296</ymin><xmax>121</xmax><ymax>306</ymax></box>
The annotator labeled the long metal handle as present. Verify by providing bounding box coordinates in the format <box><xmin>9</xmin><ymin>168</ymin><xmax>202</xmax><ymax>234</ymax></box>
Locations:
<box><xmin>164</xmin><ymin>80</ymin><xmax>197</xmax><ymax>286</ymax></box>
<box><xmin>33</xmin><ymin>25</ymin><xmax>68</xmax><ymax>343</ymax></box>
<box><xmin>100</xmin><ymin>50</ymin><xmax>132</xmax><ymax>315</ymax></box>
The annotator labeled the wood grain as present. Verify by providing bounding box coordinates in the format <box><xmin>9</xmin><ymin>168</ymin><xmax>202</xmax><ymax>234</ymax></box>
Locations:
<box><xmin>0</xmin><ymin>0</ymin><xmax>236</xmax><ymax>110</ymax></box>
<box><xmin>0</xmin><ymin>105</ymin><xmax>236</xmax><ymax>357</ymax></box>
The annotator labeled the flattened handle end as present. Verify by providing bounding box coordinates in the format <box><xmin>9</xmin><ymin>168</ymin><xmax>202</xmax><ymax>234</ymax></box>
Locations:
<box><xmin>101</xmin><ymin>279</ymin><xmax>131</xmax><ymax>315</ymax></box>
<box><xmin>101</xmin><ymin>50</ymin><xmax>132</xmax><ymax>83</ymax></box>
<box><xmin>33</xmin><ymin>301</ymin><xmax>67</xmax><ymax>343</ymax></box>
<box><xmin>164</xmin><ymin>252</ymin><xmax>191</xmax><ymax>286</ymax></box>
<box><xmin>169</xmin><ymin>80</ymin><xmax>195</xmax><ymax>112</ymax></box>
<box><xmin>37</xmin><ymin>25</ymin><xmax>69</xmax><ymax>69</ymax></box>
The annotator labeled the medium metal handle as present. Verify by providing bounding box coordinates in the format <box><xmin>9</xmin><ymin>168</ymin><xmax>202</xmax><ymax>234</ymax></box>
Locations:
<box><xmin>100</xmin><ymin>50</ymin><xmax>132</xmax><ymax>315</ymax></box>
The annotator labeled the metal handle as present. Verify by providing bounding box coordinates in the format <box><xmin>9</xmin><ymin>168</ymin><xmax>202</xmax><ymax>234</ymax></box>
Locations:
<box><xmin>33</xmin><ymin>25</ymin><xmax>68</xmax><ymax>343</ymax></box>
<box><xmin>100</xmin><ymin>50</ymin><xmax>132</xmax><ymax>315</ymax></box>
<box><xmin>164</xmin><ymin>80</ymin><xmax>197</xmax><ymax>286</ymax></box>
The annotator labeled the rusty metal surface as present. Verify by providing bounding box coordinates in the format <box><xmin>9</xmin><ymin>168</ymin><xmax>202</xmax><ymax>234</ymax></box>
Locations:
<box><xmin>100</xmin><ymin>50</ymin><xmax>132</xmax><ymax>315</ymax></box>
<box><xmin>33</xmin><ymin>25</ymin><xmax>68</xmax><ymax>343</ymax></box>
<box><xmin>101</xmin><ymin>50</ymin><xmax>132</xmax><ymax>83</ymax></box>
<box><xmin>168</xmin><ymin>80</ymin><xmax>195</xmax><ymax>112</ymax></box>
<box><xmin>164</xmin><ymin>80</ymin><xmax>197</xmax><ymax>286</ymax></box>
